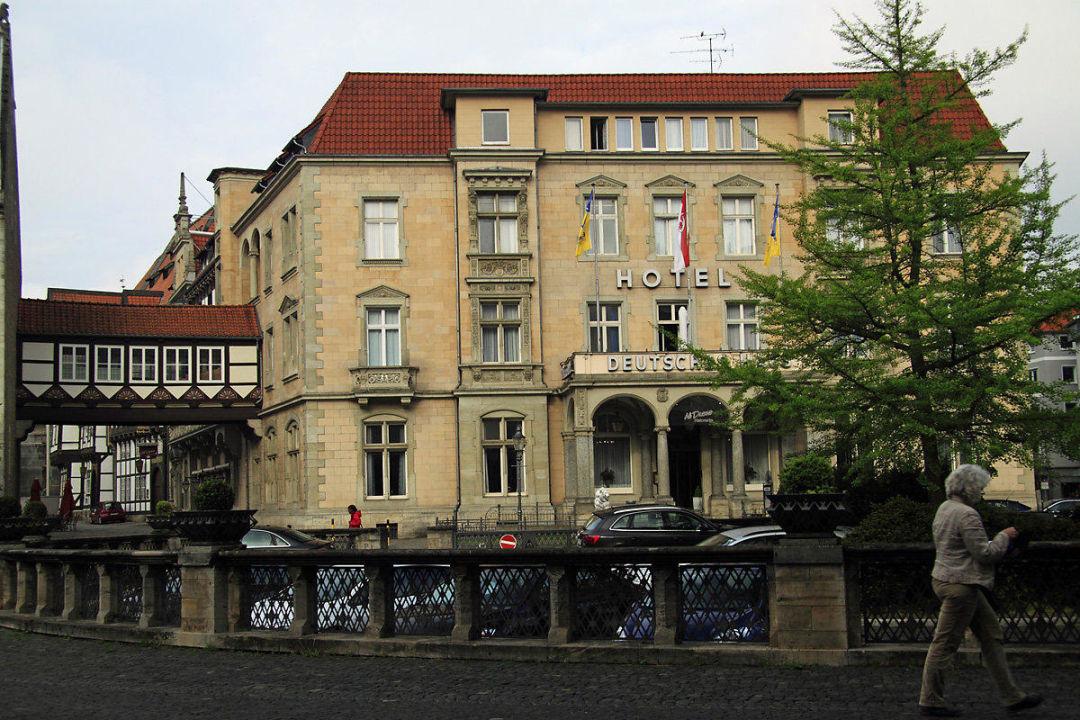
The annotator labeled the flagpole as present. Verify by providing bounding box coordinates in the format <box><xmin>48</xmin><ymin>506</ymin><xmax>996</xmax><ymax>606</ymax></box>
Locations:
<box><xmin>775</xmin><ymin>183</ymin><xmax>783</xmax><ymax>277</ymax></box>
<box><xmin>685</xmin><ymin>184</ymin><xmax>692</xmax><ymax>347</ymax></box>
<box><xmin>592</xmin><ymin>185</ymin><xmax>600</xmax><ymax>352</ymax></box>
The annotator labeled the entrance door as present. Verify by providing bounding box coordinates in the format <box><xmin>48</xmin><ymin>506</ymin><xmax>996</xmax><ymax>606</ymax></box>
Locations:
<box><xmin>668</xmin><ymin>426</ymin><xmax>701</xmax><ymax>509</ymax></box>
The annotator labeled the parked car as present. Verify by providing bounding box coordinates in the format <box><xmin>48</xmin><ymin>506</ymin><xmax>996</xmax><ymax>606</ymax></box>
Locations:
<box><xmin>982</xmin><ymin>499</ymin><xmax>1032</xmax><ymax>512</ymax></box>
<box><xmin>89</xmin><ymin>501</ymin><xmax>126</xmax><ymax>524</ymax></box>
<box><xmin>577</xmin><ymin>504</ymin><xmax>725</xmax><ymax>547</ymax></box>
<box><xmin>697</xmin><ymin>524</ymin><xmax>851</xmax><ymax>547</ymax></box>
<box><xmin>242</xmin><ymin>526</ymin><xmax>331</xmax><ymax>550</ymax></box>
<box><xmin>1044</xmin><ymin>498</ymin><xmax>1080</xmax><ymax>518</ymax></box>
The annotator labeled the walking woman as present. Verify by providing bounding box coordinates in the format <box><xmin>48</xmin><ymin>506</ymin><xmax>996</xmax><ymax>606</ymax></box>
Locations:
<box><xmin>918</xmin><ymin>464</ymin><xmax>1043</xmax><ymax>716</ymax></box>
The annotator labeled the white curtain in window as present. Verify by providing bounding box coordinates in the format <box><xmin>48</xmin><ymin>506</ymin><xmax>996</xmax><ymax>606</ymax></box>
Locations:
<box><xmin>593</xmin><ymin>436</ymin><xmax>631</xmax><ymax>488</ymax></box>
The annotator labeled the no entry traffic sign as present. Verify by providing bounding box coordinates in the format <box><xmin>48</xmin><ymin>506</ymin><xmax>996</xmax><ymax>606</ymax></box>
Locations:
<box><xmin>499</xmin><ymin>534</ymin><xmax>517</xmax><ymax>549</ymax></box>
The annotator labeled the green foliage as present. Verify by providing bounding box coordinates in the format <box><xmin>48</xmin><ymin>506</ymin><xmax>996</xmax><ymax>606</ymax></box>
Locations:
<box><xmin>976</xmin><ymin>503</ymin><xmax>1080</xmax><ymax>541</ymax></box>
<box><xmin>698</xmin><ymin>0</ymin><xmax>1080</xmax><ymax>487</ymax></box>
<box><xmin>0</xmin><ymin>495</ymin><xmax>19</xmax><ymax>518</ymax></box>
<box><xmin>845</xmin><ymin>497</ymin><xmax>935</xmax><ymax>543</ymax></box>
<box><xmin>21</xmin><ymin>500</ymin><xmax>47</xmax><ymax>521</ymax></box>
<box><xmin>193</xmin><ymin>479</ymin><xmax>235</xmax><ymax>512</ymax></box>
<box><xmin>844</xmin><ymin>465</ymin><xmax>933</xmax><ymax>519</ymax></box>
<box><xmin>779</xmin><ymin>454</ymin><xmax>837</xmax><ymax>493</ymax></box>
<box><xmin>154</xmin><ymin>500</ymin><xmax>173</xmax><ymax>517</ymax></box>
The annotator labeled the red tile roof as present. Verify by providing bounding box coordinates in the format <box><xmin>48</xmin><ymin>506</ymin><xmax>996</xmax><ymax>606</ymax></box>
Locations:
<box><xmin>294</xmin><ymin>71</ymin><xmax>1001</xmax><ymax>157</ymax></box>
<box><xmin>19</xmin><ymin>299</ymin><xmax>260</xmax><ymax>340</ymax></box>
<box><xmin>45</xmin><ymin>289</ymin><xmax>165</xmax><ymax>306</ymax></box>
<box><xmin>1038</xmin><ymin>312</ymin><xmax>1080</xmax><ymax>333</ymax></box>
<box><xmin>190</xmin><ymin>208</ymin><xmax>215</xmax><ymax>234</ymax></box>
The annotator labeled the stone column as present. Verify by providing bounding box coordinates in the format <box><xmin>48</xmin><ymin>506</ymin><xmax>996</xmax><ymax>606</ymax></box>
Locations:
<box><xmin>711</xmin><ymin>430</ymin><xmax>726</xmax><ymax>499</ymax></box>
<box><xmin>655</xmin><ymin>426</ymin><xmax>672</xmax><ymax>503</ymax></box>
<box><xmin>96</xmin><ymin>564</ymin><xmax>117</xmax><ymax>624</ymax></box>
<box><xmin>652</xmin><ymin>561</ymin><xmax>680</xmax><ymax>645</ymax></box>
<box><xmin>364</xmin><ymin>561</ymin><xmax>394</xmax><ymax>638</ymax></box>
<box><xmin>61</xmin><ymin>562</ymin><xmax>83</xmax><ymax>621</ymax></box>
<box><xmin>0</xmin><ymin>557</ymin><xmax>16</xmax><ymax>609</ymax></box>
<box><xmin>547</xmin><ymin>562</ymin><xmax>574</xmax><ymax>644</ymax></box>
<box><xmin>731</xmin><ymin>429</ymin><xmax>746</xmax><ymax>509</ymax></box>
<box><xmin>638</xmin><ymin>433</ymin><xmax>655</xmax><ymax>500</ymax></box>
<box><xmin>15</xmin><ymin>560</ymin><xmax>36</xmax><ymax>614</ymax></box>
<box><xmin>178</xmin><ymin>546</ymin><xmax>228</xmax><ymax>634</ymax></box>
<box><xmin>139</xmin><ymin>564</ymin><xmax>163</xmax><ymax>628</ymax></box>
<box><xmin>35</xmin><ymin>561</ymin><xmax>62</xmax><ymax>617</ymax></box>
<box><xmin>451</xmin><ymin>561</ymin><xmax>480</xmax><ymax>642</ymax></box>
<box><xmin>288</xmin><ymin>565</ymin><xmax>316</xmax><ymax>636</ymax></box>
<box><xmin>771</xmin><ymin>537</ymin><xmax>849</xmax><ymax>651</ymax></box>
<box><xmin>573</xmin><ymin>430</ymin><xmax>594</xmax><ymax>514</ymax></box>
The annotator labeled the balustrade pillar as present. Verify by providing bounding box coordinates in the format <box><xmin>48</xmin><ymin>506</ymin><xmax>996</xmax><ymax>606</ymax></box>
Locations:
<box><xmin>178</xmin><ymin>546</ymin><xmax>228</xmax><ymax>634</ymax></box>
<box><xmin>639</xmin><ymin>433</ymin><xmax>655</xmax><ymax>500</ymax></box>
<box><xmin>97</xmin><ymin>564</ymin><xmax>118</xmax><ymax>624</ymax></box>
<box><xmin>364</xmin><ymin>562</ymin><xmax>394</xmax><ymax>638</ymax></box>
<box><xmin>1</xmin><ymin>557</ymin><xmax>17</xmax><ymax>610</ymax></box>
<box><xmin>61</xmin><ymin>563</ymin><xmax>83</xmax><ymax>621</ymax></box>
<box><xmin>652</xmin><ymin>561</ymin><xmax>680</xmax><ymax>645</ymax></box>
<box><xmin>139</xmin><ymin>565</ymin><xmax>164</xmax><ymax>628</ymax></box>
<box><xmin>451</xmin><ymin>562</ymin><xmax>481</xmax><ymax>641</ymax></box>
<box><xmin>771</xmin><ymin>538</ymin><xmax>849</xmax><ymax>650</ymax></box>
<box><xmin>288</xmin><ymin>565</ymin><xmax>316</xmax><ymax>636</ymax></box>
<box><xmin>731</xmin><ymin>429</ymin><xmax>746</xmax><ymax>504</ymax></box>
<box><xmin>15</xmin><ymin>560</ymin><xmax>36</xmax><ymax>614</ymax></box>
<box><xmin>655</xmin><ymin>426</ymin><xmax>672</xmax><ymax>503</ymax></box>
<box><xmin>546</xmin><ymin>563</ymin><xmax>574</xmax><ymax>644</ymax></box>
<box><xmin>35</xmin><ymin>561</ymin><xmax>62</xmax><ymax>617</ymax></box>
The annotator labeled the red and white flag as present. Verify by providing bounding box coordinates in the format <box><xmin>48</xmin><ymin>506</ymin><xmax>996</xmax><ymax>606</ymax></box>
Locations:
<box><xmin>673</xmin><ymin>189</ymin><xmax>689</xmax><ymax>273</ymax></box>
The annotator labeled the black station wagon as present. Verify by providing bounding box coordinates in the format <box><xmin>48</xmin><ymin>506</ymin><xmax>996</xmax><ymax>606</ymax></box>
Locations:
<box><xmin>577</xmin><ymin>504</ymin><xmax>724</xmax><ymax>547</ymax></box>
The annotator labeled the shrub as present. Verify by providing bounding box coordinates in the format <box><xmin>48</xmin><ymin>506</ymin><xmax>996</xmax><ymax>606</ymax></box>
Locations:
<box><xmin>845</xmin><ymin>496</ymin><xmax>936</xmax><ymax>543</ymax></box>
<box><xmin>194</xmin><ymin>479</ymin><xmax>235</xmax><ymax>511</ymax></box>
<box><xmin>779</xmin><ymin>454</ymin><xmax>837</xmax><ymax>494</ymax></box>
<box><xmin>843</xmin><ymin>465</ymin><xmax>933</xmax><ymax>520</ymax></box>
<box><xmin>22</xmin><ymin>500</ymin><xmax>47</xmax><ymax>521</ymax></box>
<box><xmin>976</xmin><ymin>502</ymin><xmax>1080</xmax><ymax>541</ymax></box>
<box><xmin>154</xmin><ymin>500</ymin><xmax>174</xmax><ymax>517</ymax></box>
<box><xmin>0</xmin><ymin>495</ymin><xmax>19</xmax><ymax>518</ymax></box>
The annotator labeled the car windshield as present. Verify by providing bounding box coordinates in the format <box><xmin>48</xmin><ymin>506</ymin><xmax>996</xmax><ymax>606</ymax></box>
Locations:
<box><xmin>584</xmin><ymin>515</ymin><xmax>605</xmax><ymax>531</ymax></box>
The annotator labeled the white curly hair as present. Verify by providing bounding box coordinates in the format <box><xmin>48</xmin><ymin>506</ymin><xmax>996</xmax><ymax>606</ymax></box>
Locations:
<box><xmin>944</xmin><ymin>464</ymin><xmax>991</xmax><ymax>504</ymax></box>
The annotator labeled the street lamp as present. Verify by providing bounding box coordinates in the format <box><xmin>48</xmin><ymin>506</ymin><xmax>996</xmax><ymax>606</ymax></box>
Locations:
<box><xmin>762</xmin><ymin>470</ymin><xmax>774</xmax><ymax>516</ymax></box>
<box><xmin>512</xmin><ymin>427</ymin><xmax>526</xmax><ymax>528</ymax></box>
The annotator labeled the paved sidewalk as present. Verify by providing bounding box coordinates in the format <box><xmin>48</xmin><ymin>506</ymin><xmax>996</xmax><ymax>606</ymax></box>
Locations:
<box><xmin>1</xmin><ymin>629</ymin><xmax>1065</xmax><ymax>720</ymax></box>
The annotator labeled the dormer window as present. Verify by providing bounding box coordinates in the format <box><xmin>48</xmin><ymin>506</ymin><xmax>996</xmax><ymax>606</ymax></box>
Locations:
<box><xmin>482</xmin><ymin>110</ymin><xmax>509</xmax><ymax>144</ymax></box>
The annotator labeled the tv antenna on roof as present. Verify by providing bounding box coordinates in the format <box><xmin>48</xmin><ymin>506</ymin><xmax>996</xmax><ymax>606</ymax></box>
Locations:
<box><xmin>673</xmin><ymin>30</ymin><xmax>732</xmax><ymax>73</ymax></box>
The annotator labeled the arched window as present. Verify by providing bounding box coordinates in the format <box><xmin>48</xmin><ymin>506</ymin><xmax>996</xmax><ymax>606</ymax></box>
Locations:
<box><xmin>592</xmin><ymin>410</ymin><xmax>631</xmax><ymax>489</ymax></box>
<box><xmin>239</xmin><ymin>240</ymin><xmax>252</xmax><ymax>300</ymax></box>
<box><xmin>249</xmin><ymin>230</ymin><xmax>261</xmax><ymax>300</ymax></box>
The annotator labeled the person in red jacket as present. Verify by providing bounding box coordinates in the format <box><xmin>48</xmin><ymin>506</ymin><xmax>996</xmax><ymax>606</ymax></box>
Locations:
<box><xmin>347</xmin><ymin>504</ymin><xmax>362</xmax><ymax>528</ymax></box>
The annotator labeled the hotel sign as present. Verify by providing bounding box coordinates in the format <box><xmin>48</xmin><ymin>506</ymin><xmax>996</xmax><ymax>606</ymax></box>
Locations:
<box><xmin>614</xmin><ymin>267</ymin><xmax>732</xmax><ymax>289</ymax></box>
<box><xmin>570</xmin><ymin>352</ymin><xmax>753</xmax><ymax>376</ymax></box>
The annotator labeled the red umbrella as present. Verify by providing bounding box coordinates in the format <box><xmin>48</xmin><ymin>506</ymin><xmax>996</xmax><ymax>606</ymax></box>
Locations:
<box><xmin>29</xmin><ymin>478</ymin><xmax>41</xmax><ymax>503</ymax></box>
<box><xmin>59</xmin><ymin>481</ymin><xmax>74</xmax><ymax>521</ymax></box>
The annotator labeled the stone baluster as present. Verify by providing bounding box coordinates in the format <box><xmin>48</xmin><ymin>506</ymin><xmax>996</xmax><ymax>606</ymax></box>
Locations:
<box><xmin>16</xmin><ymin>560</ymin><xmax>36</xmax><ymax>614</ymax></box>
<box><xmin>546</xmin><ymin>562</ymin><xmax>574</xmax><ymax>644</ymax></box>
<box><xmin>364</xmin><ymin>561</ymin><xmax>394</xmax><ymax>638</ymax></box>
<box><xmin>451</xmin><ymin>561</ymin><xmax>480</xmax><ymax>641</ymax></box>
<box><xmin>288</xmin><ymin>565</ymin><xmax>316</xmax><ymax>636</ymax></box>
<box><xmin>139</xmin><ymin>564</ymin><xmax>164</xmax><ymax>628</ymax></box>
<box><xmin>655</xmin><ymin>425</ymin><xmax>672</xmax><ymax>503</ymax></box>
<box><xmin>651</xmin><ymin>561</ymin><xmax>680</xmax><ymax>645</ymax></box>
<box><xmin>35</xmin><ymin>561</ymin><xmax>62</xmax><ymax>617</ymax></box>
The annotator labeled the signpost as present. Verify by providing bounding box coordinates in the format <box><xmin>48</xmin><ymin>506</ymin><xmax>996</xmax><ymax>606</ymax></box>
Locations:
<box><xmin>499</xmin><ymin>534</ymin><xmax>517</xmax><ymax>549</ymax></box>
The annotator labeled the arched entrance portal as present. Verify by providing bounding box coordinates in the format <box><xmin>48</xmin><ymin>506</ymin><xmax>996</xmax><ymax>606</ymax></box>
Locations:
<box><xmin>668</xmin><ymin>395</ymin><xmax>727</xmax><ymax>509</ymax></box>
<box><xmin>590</xmin><ymin>397</ymin><xmax>656</xmax><ymax>501</ymax></box>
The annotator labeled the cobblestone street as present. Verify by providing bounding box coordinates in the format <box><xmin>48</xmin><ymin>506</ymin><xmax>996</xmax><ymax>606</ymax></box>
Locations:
<box><xmin>1</xmin><ymin>629</ymin><xmax>1067</xmax><ymax>719</ymax></box>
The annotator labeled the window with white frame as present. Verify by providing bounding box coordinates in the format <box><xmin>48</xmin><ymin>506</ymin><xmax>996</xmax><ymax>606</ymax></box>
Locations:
<box><xmin>163</xmin><ymin>347</ymin><xmax>190</xmax><ymax>384</ymax></box>
<box><xmin>722</xmin><ymin>196</ymin><xmax>756</xmax><ymax>255</ymax></box>
<box><xmin>583</xmin><ymin>197</ymin><xmax>619</xmax><ymax>256</ymax></box>
<box><xmin>1064</xmin><ymin>365</ymin><xmax>1076</xmax><ymax>383</ymax></box>
<box><xmin>640</xmin><ymin>118</ymin><xmax>658</xmax><ymax>150</ymax></box>
<box><xmin>477</xmin><ymin>193</ymin><xmax>519</xmax><ymax>253</ymax></box>
<box><xmin>95</xmin><ymin>346</ymin><xmax>123</xmax><ymax>383</ymax></box>
<box><xmin>739</xmin><ymin>117</ymin><xmax>759</xmax><ymax>151</ymax></box>
<box><xmin>826</xmin><ymin>218</ymin><xmax>865</xmax><ymax>249</ymax></box>
<box><xmin>653</xmin><ymin>196</ymin><xmax>683</xmax><ymax>256</ymax></box>
<box><xmin>614</xmin><ymin>117</ymin><xmax>633</xmax><ymax>151</ymax></box>
<box><xmin>828</xmin><ymin>111</ymin><xmax>854</xmax><ymax>144</ymax></box>
<box><xmin>715</xmin><ymin>117</ymin><xmax>733</xmax><ymax>150</ymax></box>
<box><xmin>931</xmin><ymin>226</ymin><xmax>962</xmax><ymax>254</ymax></box>
<box><xmin>564</xmin><ymin>117</ymin><xmax>583</xmax><ymax>151</ymax></box>
<box><xmin>363</xmin><ymin>200</ymin><xmax>399</xmax><ymax>259</ymax></box>
<box><xmin>690</xmin><ymin>117</ymin><xmax>708</xmax><ymax>150</ymax></box>
<box><xmin>588</xmin><ymin>302</ymin><xmax>622</xmax><ymax>352</ymax></box>
<box><xmin>364</xmin><ymin>420</ymin><xmax>407</xmax><ymax>497</ymax></box>
<box><xmin>197</xmin><ymin>347</ymin><xmax>224</xmax><ymax>383</ymax></box>
<box><xmin>59</xmin><ymin>345</ymin><xmax>89</xmax><ymax>382</ymax></box>
<box><xmin>480</xmin><ymin>301</ymin><xmax>520</xmax><ymax>363</ymax></box>
<box><xmin>657</xmin><ymin>301</ymin><xmax>689</xmax><ymax>351</ymax></box>
<box><xmin>726</xmin><ymin>302</ymin><xmax>759</xmax><ymax>350</ymax></box>
<box><xmin>482</xmin><ymin>416</ymin><xmax>523</xmax><ymax>495</ymax></box>
<box><xmin>366</xmin><ymin>307</ymin><xmax>401</xmax><ymax>366</ymax></box>
<box><xmin>130</xmin><ymin>347</ymin><xmax>158</xmax><ymax>383</ymax></box>
<box><xmin>590</xmin><ymin>117</ymin><xmax>608</xmax><ymax>151</ymax></box>
<box><xmin>593</xmin><ymin>411</ymin><xmax>631</xmax><ymax>489</ymax></box>
<box><xmin>665</xmin><ymin>117</ymin><xmax>684</xmax><ymax>151</ymax></box>
<box><xmin>482</xmin><ymin>110</ymin><xmax>509</xmax><ymax>144</ymax></box>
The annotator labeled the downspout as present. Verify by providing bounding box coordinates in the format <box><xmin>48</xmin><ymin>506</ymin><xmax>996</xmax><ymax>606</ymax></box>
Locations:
<box><xmin>452</xmin><ymin>155</ymin><xmax>462</xmax><ymax>525</ymax></box>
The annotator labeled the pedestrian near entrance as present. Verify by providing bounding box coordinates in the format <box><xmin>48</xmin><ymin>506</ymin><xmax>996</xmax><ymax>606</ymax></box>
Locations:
<box><xmin>348</xmin><ymin>504</ymin><xmax>362</xmax><ymax>528</ymax></box>
<box><xmin>918</xmin><ymin>464</ymin><xmax>1043</xmax><ymax>717</ymax></box>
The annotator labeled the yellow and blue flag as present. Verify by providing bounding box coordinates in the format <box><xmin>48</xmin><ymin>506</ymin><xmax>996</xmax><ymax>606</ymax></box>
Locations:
<box><xmin>764</xmin><ymin>187</ymin><xmax>780</xmax><ymax>267</ymax></box>
<box><xmin>575</xmin><ymin>188</ymin><xmax>594</xmax><ymax>257</ymax></box>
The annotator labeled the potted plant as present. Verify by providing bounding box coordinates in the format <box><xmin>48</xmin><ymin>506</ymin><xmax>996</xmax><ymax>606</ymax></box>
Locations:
<box><xmin>146</xmin><ymin>500</ymin><xmax>175</xmax><ymax>530</ymax></box>
<box><xmin>172</xmin><ymin>479</ymin><xmax>256</xmax><ymax>543</ymax></box>
<box><xmin>0</xmin><ymin>495</ymin><xmax>31</xmax><ymax>541</ymax></box>
<box><xmin>692</xmin><ymin>484</ymin><xmax>703</xmax><ymax>511</ymax></box>
<box><xmin>766</xmin><ymin>454</ymin><xmax>853</xmax><ymax>535</ymax></box>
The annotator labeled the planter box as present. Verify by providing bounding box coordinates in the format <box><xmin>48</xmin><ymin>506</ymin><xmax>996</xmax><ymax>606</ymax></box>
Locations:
<box><xmin>766</xmin><ymin>493</ymin><xmax>854</xmax><ymax>535</ymax></box>
<box><xmin>171</xmin><ymin>510</ymin><xmax>257</xmax><ymax>544</ymax></box>
<box><xmin>146</xmin><ymin>515</ymin><xmax>176</xmax><ymax>531</ymax></box>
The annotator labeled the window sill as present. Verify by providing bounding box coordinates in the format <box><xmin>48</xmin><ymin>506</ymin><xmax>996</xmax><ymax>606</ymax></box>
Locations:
<box><xmin>280</xmin><ymin>266</ymin><xmax>298</xmax><ymax>282</ymax></box>
<box><xmin>283</xmin><ymin>373</ymin><xmax>299</xmax><ymax>384</ymax></box>
<box><xmin>360</xmin><ymin>258</ymin><xmax>404</xmax><ymax>266</ymax></box>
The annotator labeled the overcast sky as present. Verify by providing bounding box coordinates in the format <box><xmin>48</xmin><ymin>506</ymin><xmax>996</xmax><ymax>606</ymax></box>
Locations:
<box><xmin>13</xmin><ymin>0</ymin><xmax>1079</xmax><ymax>298</ymax></box>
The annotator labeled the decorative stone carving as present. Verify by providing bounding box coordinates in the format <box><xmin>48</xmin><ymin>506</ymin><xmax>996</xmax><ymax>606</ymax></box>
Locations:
<box><xmin>657</xmin><ymin>388</ymin><xmax>669</xmax><ymax>403</ymax></box>
<box><xmin>350</xmin><ymin>366</ymin><xmax>417</xmax><ymax>401</ymax></box>
<box><xmin>646</xmin><ymin>174</ymin><xmax>696</xmax><ymax>190</ymax></box>
<box><xmin>715</xmin><ymin>174</ymin><xmax>765</xmax><ymax>190</ymax></box>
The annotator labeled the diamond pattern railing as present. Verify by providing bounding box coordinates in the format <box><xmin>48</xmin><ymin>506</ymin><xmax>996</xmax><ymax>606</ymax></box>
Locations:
<box><xmin>455</xmin><ymin>529</ymin><xmax>577</xmax><ymax>549</ymax></box>
<box><xmin>240</xmin><ymin>565</ymin><xmax>292</xmax><ymax>631</ymax></box>
<box><xmin>574</xmin><ymin>565</ymin><xmax>652</xmax><ymax>642</ymax></box>
<box><xmin>996</xmin><ymin>557</ymin><xmax>1080</xmax><ymax>643</ymax></box>
<box><xmin>114</xmin><ymin>564</ymin><xmax>143</xmax><ymax>623</ymax></box>
<box><xmin>393</xmin><ymin>565</ymin><xmax>454</xmax><ymax>636</ymax></box>
<box><xmin>857</xmin><ymin>556</ymin><xmax>937</xmax><ymax>643</ymax></box>
<box><xmin>479</xmin><ymin>566</ymin><xmax>549</xmax><ymax>639</ymax></box>
<box><xmin>680</xmin><ymin>564</ymin><xmax>769</xmax><ymax>643</ymax></box>
<box><xmin>163</xmin><ymin>565</ymin><xmax>182</xmax><ymax>627</ymax></box>
<box><xmin>78</xmin><ymin>564</ymin><xmax>99</xmax><ymax>620</ymax></box>
<box><xmin>316</xmin><ymin>566</ymin><xmax>369</xmax><ymax>633</ymax></box>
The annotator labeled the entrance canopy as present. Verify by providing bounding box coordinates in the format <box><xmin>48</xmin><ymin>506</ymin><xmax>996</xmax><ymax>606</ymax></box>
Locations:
<box><xmin>668</xmin><ymin>394</ymin><xmax>726</xmax><ymax>430</ymax></box>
